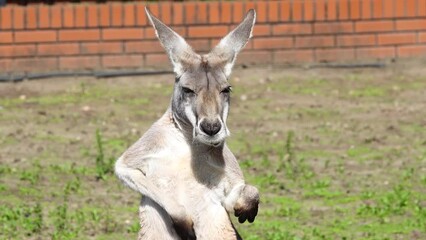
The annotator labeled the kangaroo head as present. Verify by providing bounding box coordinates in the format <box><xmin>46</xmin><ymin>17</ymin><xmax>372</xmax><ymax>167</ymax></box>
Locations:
<box><xmin>146</xmin><ymin>8</ymin><xmax>256</xmax><ymax>147</ymax></box>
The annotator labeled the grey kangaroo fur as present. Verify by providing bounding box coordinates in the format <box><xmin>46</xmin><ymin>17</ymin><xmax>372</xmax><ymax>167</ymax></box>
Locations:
<box><xmin>115</xmin><ymin>8</ymin><xmax>259</xmax><ymax>240</ymax></box>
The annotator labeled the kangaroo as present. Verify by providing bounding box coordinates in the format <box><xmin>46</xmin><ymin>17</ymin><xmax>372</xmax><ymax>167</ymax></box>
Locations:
<box><xmin>115</xmin><ymin>8</ymin><xmax>259</xmax><ymax>240</ymax></box>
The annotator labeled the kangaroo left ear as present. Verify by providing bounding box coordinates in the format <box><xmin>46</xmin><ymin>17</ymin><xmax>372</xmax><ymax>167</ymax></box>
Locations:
<box><xmin>207</xmin><ymin>9</ymin><xmax>256</xmax><ymax>77</ymax></box>
<box><xmin>145</xmin><ymin>7</ymin><xmax>200</xmax><ymax>76</ymax></box>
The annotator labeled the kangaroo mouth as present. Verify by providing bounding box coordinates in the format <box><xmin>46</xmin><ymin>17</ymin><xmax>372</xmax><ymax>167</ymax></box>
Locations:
<box><xmin>210</xmin><ymin>141</ymin><xmax>223</xmax><ymax>147</ymax></box>
<box><xmin>194</xmin><ymin>130</ymin><xmax>226</xmax><ymax>147</ymax></box>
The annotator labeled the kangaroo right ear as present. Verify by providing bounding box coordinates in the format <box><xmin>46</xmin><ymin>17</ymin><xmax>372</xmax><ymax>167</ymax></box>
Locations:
<box><xmin>145</xmin><ymin>7</ymin><xmax>200</xmax><ymax>76</ymax></box>
<box><xmin>207</xmin><ymin>10</ymin><xmax>256</xmax><ymax>77</ymax></box>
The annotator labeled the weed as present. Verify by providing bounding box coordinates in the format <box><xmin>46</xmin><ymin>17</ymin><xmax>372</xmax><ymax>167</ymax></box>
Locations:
<box><xmin>19</xmin><ymin>160</ymin><xmax>42</xmax><ymax>185</ymax></box>
<box><xmin>0</xmin><ymin>165</ymin><xmax>12</xmax><ymax>174</ymax></box>
<box><xmin>95</xmin><ymin>129</ymin><xmax>115</xmax><ymax>180</ymax></box>
<box><xmin>64</xmin><ymin>177</ymin><xmax>81</xmax><ymax>197</ymax></box>
<box><xmin>277</xmin><ymin>131</ymin><xmax>314</xmax><ymax>182</ymax></box>
<box><xmin>0</xmin><ymin>203</ymin><xmax>43</xmax><ymax>237</ymax></box>
<box><xmin>278</xmin><ymin>131</ymin><xmax>295</xmax><ymax>173</ymax></box>
<box><xmin>127</xmin><ymin>220</ymin><xmax>140</xmax><ymax>233</ymax></box>
<box><xmin>20</xmin><ymin>169</ymin><xmax>40</xmax><ymax>185</ymax></box>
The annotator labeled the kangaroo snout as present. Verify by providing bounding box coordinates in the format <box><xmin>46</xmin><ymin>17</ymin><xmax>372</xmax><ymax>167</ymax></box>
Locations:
<box><xmin>200</xmin><ymin>119</ymin><xmax>221</xmax><ymax>136</ymax></box>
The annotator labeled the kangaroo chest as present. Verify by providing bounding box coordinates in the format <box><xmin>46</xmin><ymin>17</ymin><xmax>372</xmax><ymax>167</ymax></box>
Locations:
<box><xmin>144</xmin><ymin>140</ymin><xmax>229</xmax><ymax>215</ymax></box>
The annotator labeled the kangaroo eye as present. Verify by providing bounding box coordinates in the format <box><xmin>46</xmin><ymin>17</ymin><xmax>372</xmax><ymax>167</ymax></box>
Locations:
<box><xmin>221</xmin><ymin>86</ymin><xmax>232</xmax><ymax>94</ymax></box>
<box><xmin>182</xmin><ymin>87</ymin><xmax>195</xmax><ymax>95</ymax></box>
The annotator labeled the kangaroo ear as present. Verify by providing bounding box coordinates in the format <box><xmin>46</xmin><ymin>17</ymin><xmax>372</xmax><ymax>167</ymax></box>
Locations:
<box><xmin>145</xmin><ymin>7</ymin><xmax>199</xmax><ymax>76</ymax></box>
<box><xmin>207</xmin><ymin>9</ymin><xmax>256</xmax><ymax>77</ymax></box>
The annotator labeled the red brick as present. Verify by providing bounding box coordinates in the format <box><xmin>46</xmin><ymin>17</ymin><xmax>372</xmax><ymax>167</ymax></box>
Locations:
<box><xmin>59</xmin><ymin>30</ymin><xmax>100</xmax><ymax>41</ymax></box>
<box><xmin>75</xmin><ymin>5</ymin><xmax>86</xmax><ymax>28</ymax></box>
<box><xmin>26</xmin><ymin>6</ymin><xmax>37</xmax><ymax>29</ymax></box>
<box><xmin>337</xmin><ymin>34</ymin><xmax>376</xmax><ymax>47</ymax></box>
<box><xmin>125</xmin><ymin>41</ymin><xmax>163</xmax><ymax>53</ymax></box>
<box><xmin>256</xmin><ymin>1</ymin><xmax>267</xmax><ymax>22</ymax></box>
<box><xmin>50</xmin><ymin>5</ymin><xmax>61</xmax><ymax>28</ymax></box>
<box><xmin>0</xmin><ymin>6</ymin><xmax>12</xmax><ymax>29</ymax></box>
<box><xmin>209</xmin><ymin>2</ymin><xmax>220</xmax><ymax>24</ymax></box>
<box><xmin>361</xmin><ymin>0</ymin><xmax>372</xmax><ymax>19</ymax></box>
<box><xmin>274</xmin><ymin>49</ymin><xmax>314</xmax><ymax>63</ymax></box>
<box><xmin>188</xmin><ymin>26</ymin><xmax>228</xmax><ymax>38</ymax></box>
<box><xmin>355</xmin><ymin>20</ymin><xmax>394</xmax><ymax>32</ymax></box>
<box><xmin>296</xmin><ymin>36</ymin><xmax>335</xmax><ymax>48</ymax></box>
<box><xmin>253</xmin><ymin>37</ymin><xmax>293</xmax><ymax>50</ymax></box>
<box><xmin>273</xmin><ymin>23</ymin><xmax>312</xmax><ymax>35</ymax></box>
<box><xmin>185</xmin><ymin>2</ymin><xmax>196</xmax><ymax>24</ymax></box>
<box><xmin>244</xmin><ymin>1</ymin><xmax>255</xmax><ymax>14</ymax></box>
<box><xmin>177</xmin><ymin>27</ymin><xmax>193</xmax><ymax>38</ymax></box>
<box><xmin>39</xmin><ymin>6</ymin><xmax>50</xmax><ymax>28</ymax></box>
<box><xmin>406</xmin><ymin>0</ymin><xmax>416</xmax><ymax>17</ymax></box>
<box><xmin>357</xmin><ymin>46</ymin><xmax>395</xmax><ymax>59</ymax></box>
<box><xmin>124</xmin><ymin>4</ymin><xmax>135</xmax><ymax>26</ymax></box>
<box><xmin>144</xmin><ymin>28</ymin><xmax>156</xmax><ymax>39</ymax></box>
<box><xmin>378</xmin><ymin>33</ymin><xmax>417</xmax><ymax>45</ymax></box>
<box><xmin>314</xmin><ymin>22</ymin><xmax>353</xmax><ymax>34</ymax></box>
<box><xmin>398</xmin><ymin>45</ymin><xmax>426</xmax><ymax>57</ymax></box>
<box><xmin>103</xmin><ymin>28</ymin><xmax>143</xmax><ymax>40</ymax></box>
<box><xmin>237</xmin><ymin>51</ymin><xmax>272</xmax><ymax>65</ymax></box>
<box><xmin>38</xmin><ymin>43</ymin><xmax>79</xmax><ymax>56</ymax></box>
<box><xmin>304</xmin><ymin>0</ymin><xmax>314</xmax><ymax>21</ymax></box>
<box><xmin>146</xmin><ymin>54</ymin><xmax>169</xmax><ymax>67</ymax></box>
<box><xmin>15</xmin><ymin>31</ymin><xmax>56</xmax><ymax>43</ymax></box>
<box><xmin>395</xmin><ymin>0</ymin><xmax>405</xmax><ymax>17</ymax></box>
<box><xmin>292</xmin><ymin>0</ymin><xmax>303</xmax><ymax>21</ymax></box>
<box><xmin>60</xmin><ymin>56</ymin><xmax>99</xmax><ymax>70</ymax></box>
<box><xmin>100</xmin><ymin>4</ymin><xmax>110</xmax><ymax>27</ymax></box>
<box><xmin>0</xmin><ymin>60</ymin><xmax>12</xmax><ymax>71</ymax></box>
<box><xmin>81</xmin><ymin>42</ymin><xmax>123</xmax><ymax>54</ymax></box>
<box><xmin>280</xmin><ymin>1</ymin><xmax>291</xmax><ymax>21</ymax></box>
<box><xmin>0</xmin><ymin>32</ymin><xmax>13</xmax><ymax>43</ymax></box>
<box><xmin>233</xmin><ymin>2</ymin><xmax>243</xmax><ymax>23</ymax></box>
<box><xmin>13</xmin><ymin>7</ymin><xmax>24</xmax><ymax>29</ymax></box>
<box><xmin>339</xmin><ymin>0</ymin><xmax>349</xmax><ymax>20</ymax></box>
<box><xmin>372</xmin><ymin>0</ymin><xmax>383</xmax><ymax>18</ymax></box>
<box><xmin>350</xmin><ymin>0</ymin><xmax>361</xmax><ymax>19</ymax></box>
<box><xmin>316</xmin><ymin>48</ymin><xmax>355</xmax><ymax>61</ymax></box>
<box><xmin>102</xmin><ymin>55</ymin><xmax>143</xmax><ymax>68</ymax></box>
<box><xmin>87</xmin><ymin>5</ymin><xmax>98</xmax><ymax>28</ymax></box>
<box><xmin>268</xmin><ymin>1</ymin><xmax>279</xmax><ymax>22</ymax></box>
<box><xmin>196</xmin><ymin>2</ymin><xmax>208</xmax><ymax>24</ymax></box>
<box><xmin>63</xmin><ymin>5</ymin><xmax>74</xmax><ymax>28</ymax></box>
<box><xmin>147</xmin><ymin>3</ymin><xmax>159</xmax><ymax>18</ymax></box>
<box><xmin>315</xmin><ymin>0</ymin><xmax>326</xmax><ymax>21</ymax></box>
<box><xmin>187</xmin><ymin>39</ymin><xmax>210</xmax><ymax>52</ymax></box>
<box><xmin>327</xmin><ymin>0</ymin><xmax>337</xmax><ymax>20</ymax></box>
<box><xmin>209</xmin><ymin>38</ymin><xmax>222</xmax><ymax>48</ymax></box>
<box><xmin>14</xmin><ymin>58</ymin><xmax>57</xmax><ymax>71</ymax></box>
<box><xmin>383</xmin><ymin>0</ymin><xmax>394</xmax><ymax>18</ymax></box>
<box><xmin>112</xmin><ymin>4</ymin><xmax>123</xmax><ymax>27</ymax></box>
<box><xmin>253</xmin><ymin>25</ymin><xmax>271</xmax><ymax>37</ymax></box>
<box><xmin>396</xmin><ymin>19</ymin><xmax>426</xmax><ymax>30</ymax></box>
<box><xmin>136</xmin><ymin>4</ymin><xmax>147</xmax><ymax>26</ymax></box>
<box><xmin>221</xmin><ymin>2</ymin><xmax>232</xmax><ymax>23</ymax></box>
<box><xmin>419</xmin><ymin>0</ymin><xmax>426</xmax><ymax>16</ymax></box>
<box><xmin>160</xmin><ymin>2</ymin><xmax>172</xmax><ymax>25</ymax></box>
<box><xmin>0</xmin><ymin>45</ymin><xmax>36</xmax><ymax>57</ymax></box>
<box><xmin>420</xmin><ymin>32</ymin><xmax>426</xmax><ymax>42</ymax></box>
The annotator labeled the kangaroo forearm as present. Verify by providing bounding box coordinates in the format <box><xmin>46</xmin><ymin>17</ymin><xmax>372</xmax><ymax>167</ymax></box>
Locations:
<box><xmin>115</xmin><ymin>164</ymin><xmax>178</xmax><ymax>214</ymax></box>
<box><xmin>223</xmin><ymin>183</ymin><xmax>245</xmax><ymax>212</ymax></box>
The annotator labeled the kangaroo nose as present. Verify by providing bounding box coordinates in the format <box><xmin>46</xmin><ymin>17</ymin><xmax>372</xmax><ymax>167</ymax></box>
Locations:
<box><xmin>200</xmin><ymin>119</ymin><xmax>221</xmax><ymax>136</ymax></box>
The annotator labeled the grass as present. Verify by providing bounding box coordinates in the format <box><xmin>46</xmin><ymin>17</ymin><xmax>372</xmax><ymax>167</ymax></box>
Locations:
<box><xmin>0</xmin><ymin>65</ymin><xmax>426</xmax><ymax>239</ymax></box>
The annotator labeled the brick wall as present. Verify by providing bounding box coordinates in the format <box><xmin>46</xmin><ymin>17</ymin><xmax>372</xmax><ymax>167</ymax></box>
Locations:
<box><xmin>0</xmin><ymin>0</ymin><xmax>426</xmax><ymax>73</ymax></box>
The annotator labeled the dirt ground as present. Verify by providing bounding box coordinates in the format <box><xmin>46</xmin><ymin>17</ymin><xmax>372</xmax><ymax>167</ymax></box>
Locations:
<box><xmin>0</xmin><ymin>60</ymin><xmax>426</xmax><ymax>240</ymax></box>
